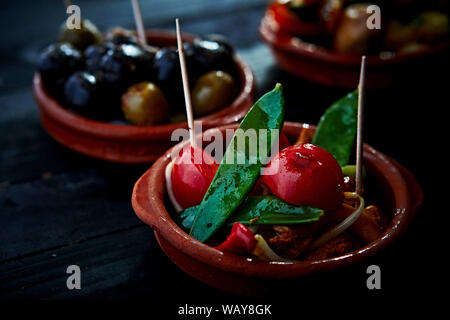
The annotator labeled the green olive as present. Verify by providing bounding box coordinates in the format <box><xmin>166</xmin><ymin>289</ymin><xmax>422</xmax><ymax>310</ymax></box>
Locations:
<box><xmin>121</xmin><ymin>82</ymin><xmax>169</xmax><ymax>126</ymax></box>
<box><xmin>58</xmin><ymin>19</ymin><xmax>102</xmax><ymax>50</ymax></box>
<box><xmin>192</xmin><ymin>70</ymin><xmax>237</xmax><ymax>117</ymax></box>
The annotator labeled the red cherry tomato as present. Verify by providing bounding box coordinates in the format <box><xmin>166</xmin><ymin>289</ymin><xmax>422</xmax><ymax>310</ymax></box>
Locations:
<box><xmin>262</xmin><ymin>143</ymin><xmax>344</xmax><ymax>210</ymax></box>
<box><xmin>267</xmin><ymin>2</ymin><xmax>321</xmax><ymax>36</ymax></box>
<box><xmin>171</xmin><ymin>145</ymin><xmax>218</xmax><ymax>209</ymax></box>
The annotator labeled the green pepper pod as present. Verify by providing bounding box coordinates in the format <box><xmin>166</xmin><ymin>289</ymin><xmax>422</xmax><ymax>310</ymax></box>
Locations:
<box><xmin>189</xmin><ymin>84</ymin><xmax>285</xmax><ymax>242</ymax></box>
<box><xmin>312</xmin><ymin>91</ymin><xmax>358</xmax><ymax>166</ymax></box>
<box><xmin>180</xmin><ymin>195</ymin><xmax>323</xmax><ymax>229</ymax></box>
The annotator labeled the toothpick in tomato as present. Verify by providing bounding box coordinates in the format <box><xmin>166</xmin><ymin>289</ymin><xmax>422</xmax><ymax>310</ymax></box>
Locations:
<box><xmin>171</xmin><ymin>145</ymin><xmax>218</xmax><ymax>209</ymax></box>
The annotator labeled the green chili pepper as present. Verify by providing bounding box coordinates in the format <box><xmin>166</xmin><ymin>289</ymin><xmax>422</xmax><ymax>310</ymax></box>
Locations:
<box><xmin>189</xmin><ymin>84</ymin><xmax>285</xmax><ymax>242</ymax></box>
<box><xmin>180</xmin><ymin>196</ymin><xmax>323</xmax><ymax>229</ymax></box>
<box><xmin>312</xmin><ymin>91</ymin><xmax>358</xmax><ymax>166</ymax></box>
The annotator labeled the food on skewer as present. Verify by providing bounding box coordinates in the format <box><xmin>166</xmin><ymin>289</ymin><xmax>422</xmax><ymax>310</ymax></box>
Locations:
<box><xmin>171</xmin><ymin>146</ymin><xmax>219</xmax><ymax>209</ymax></box>
<box><xmin>261</xmin><ymin>143</ymin><xmax>344</xmax><ymax>211</ymax></box>
<box><xmin>166</xmin><ymin>18</ymin><xmax>221</xmax><ymax>212</ymax></box>
<box><xmin>265</xmin><ymin>0</ymin><xmax>449</xmax><ymax>55</ymax></box>
<box><xmin>36</xmin><ymin>19</ymin><xmax>240</xmax><ymax>125</ymax></box>
<box><xmin>165</xmin><ymin>82</ymin><xmax>385</xmax><ymax>261</ymax></box>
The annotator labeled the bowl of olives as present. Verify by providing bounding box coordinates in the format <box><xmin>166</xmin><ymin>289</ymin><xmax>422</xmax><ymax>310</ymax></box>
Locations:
<box><xmin>33</xmin><ymin>25</ymin><xmax>255</xmax><ymax>163</ymax></box>
<box><xmin>259</xmin><ymin>1</ymin><xmax>450</xmax><ymax>88</ymax></box>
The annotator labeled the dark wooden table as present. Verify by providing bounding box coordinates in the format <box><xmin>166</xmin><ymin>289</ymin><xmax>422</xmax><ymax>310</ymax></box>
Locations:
<box><xmin>0</xmin><ymin>0</ymin><xmax>445</xmax><ymax>313</ymax></box>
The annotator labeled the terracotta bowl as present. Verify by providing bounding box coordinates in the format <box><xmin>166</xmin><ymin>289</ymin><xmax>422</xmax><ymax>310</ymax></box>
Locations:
<box><xmin>259</xmin><ymin>13</ymin><xmax>450</xmax><ymax>88</ymax></box>
<box><xmin>33</xmin><ymin>30</ymin><xmax>256</xmax><ymax>164</ymax></box>
<box><xmin>132</xmin><ymin>122</ymin><xmax>423</xmax><ymax>296</ymax></box>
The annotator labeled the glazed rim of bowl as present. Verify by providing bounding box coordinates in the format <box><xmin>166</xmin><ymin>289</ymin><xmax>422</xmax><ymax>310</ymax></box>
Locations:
<box><xmin>33</xmin><ymin>29</ymin><xmax>255</xmax><ymax>141</ymax></box>
<box><xmin>133</xmin><ymin>122</ymin><xmax>418</xmax><ymax>278</ymax></box>
<box><xmin>259</xmin><ymin>14</ymin><xmax>450</xmax><ymax>67</ymax></box>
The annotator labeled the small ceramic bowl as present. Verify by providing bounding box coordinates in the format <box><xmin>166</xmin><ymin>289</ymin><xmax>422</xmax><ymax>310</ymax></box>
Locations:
<box><xmin>259</xmin><ymin>12</ymin><xmax>450</xmax><ymax>88</ymax></box>
<box><xmin>33</xmin><ymin>30</ymin><xmax>255</xmax><ymax>163</ymax></box>
<box><xmin>132</xmin><ymin>122</ymin><xmax>423</xmax><ymax>296</ymax></box>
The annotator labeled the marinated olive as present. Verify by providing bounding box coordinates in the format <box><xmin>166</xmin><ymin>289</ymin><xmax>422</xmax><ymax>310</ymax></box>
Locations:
<box><xmin>64</xmin><ymin>71</ymin><xmax>113</xmax><ymax>119</ymax></box>
<box><xmin>100</xmin><ymin>43</ymin><xmax>154</xmax><ymax>91</ymax></box>
<box><xmin>105</xmin><ymin>28</ymin><xmax>159</xmax><ymax>55</ymax></box>
<box><xmin>84</xmin><ymin>43</ymin><xmax>109</xmax><ymax>74</ymax></box>
<box><xmin>37</xmin><ymin>43</ymin><xmax>83</xmax><ymax>95</ymax></box>
<box><xmin>121</xmin><ymin>82</ymin><xmax>169</xmax><ymax>125</ymax></box>
<box><xmin>58</xmin><ymin>19</ymin><xmax>102</xmax><ymax>50</ymax></box>
<box><xmin>151</xmin><ymin>47</ymin><xmax>184</xmax><ymax>106</ymax></box>
<box><xmin>105</xmin><ymin>27</ymin><xmax>139</xmax><ymax>46</ymax></box>
<box><xmin>183</xmin><ymin>42</ymin><xmax>205</xmax><ymax>77</ymax></box>
<box><xmin>191</xmin><ymin>35</ymin><xmax>235</xmax><ymax>73</ymax></box>
<box><xmin>192</xmin><ymin>70</ymin><xmax>237</xmax><ymax>117</ymax></box>
<box><xmin>197</xmin><ymin>34</ymin><xmax>234</xmax><ymax>57</ymax></box>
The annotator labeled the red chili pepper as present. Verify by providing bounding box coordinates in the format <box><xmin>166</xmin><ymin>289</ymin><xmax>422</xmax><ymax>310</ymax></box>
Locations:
<box><xmin>215</xmin><ymin>223</ymin><xmax>256</xmax><ymax>255</ymax></box>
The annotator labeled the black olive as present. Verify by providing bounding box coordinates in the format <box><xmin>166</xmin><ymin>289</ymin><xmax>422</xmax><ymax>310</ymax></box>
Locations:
<box><xmin>99</xmin><ymin>43</ymin><xmax>154</xmax><ymax>92</ymax></box>
<box><xmin>105</xmin><ymin>27</ymin><xmax>139</xmax><ymax>46</ymax></box>
<box><xmin>183</xmin><ymin>42</ymin><xmax>207</xmax><ymax>79</ymax></box>
<box><xmin>37</xmin><ymin>43</ymin><xmax>83</xmax><ymax>95</ymax></box>
<box><xmin>64</xmin><ymin>71</ymin><xmax>99</xmax><ymax>116</ymax></box>
<box><xmin>64</xmin><ymin>71</ymin><xmax>117</xmax><ymax>120</ymax></box>
<box><xmin>84</xmin><ymin>43</ymin><xmax>109</xmax><ymax>74</ymax></box>
<box><xmin>151</xmin><ymin>47</ymin><xmax>184</xmax><ymax>107</ymax></box>
<box><xmin>191</xmin><ymin>35</ymin><xmax>235</xmax><ymax>74</ymax></box>
<box><xmin>198</xmin><ymin>34</ymin><xmax>234</xmax><ymax>56</ymax></box>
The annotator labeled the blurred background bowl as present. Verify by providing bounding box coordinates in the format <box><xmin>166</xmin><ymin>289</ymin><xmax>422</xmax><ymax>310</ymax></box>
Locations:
<box><xmin>259</xmin><ymin>12</ymin><xmax>450</xmax><ymax>88</ymax></box>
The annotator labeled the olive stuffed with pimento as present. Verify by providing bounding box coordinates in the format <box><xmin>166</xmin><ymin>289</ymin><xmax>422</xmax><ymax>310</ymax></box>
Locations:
<box><xmin>166</xmin><ymin>84</ymin><xmax>384</xmax><ymax>261</ymax></box>
<box><xmin>37</xmin><ymin>19</ymin><xmax>239</xmax><ymax>125</ymax></box>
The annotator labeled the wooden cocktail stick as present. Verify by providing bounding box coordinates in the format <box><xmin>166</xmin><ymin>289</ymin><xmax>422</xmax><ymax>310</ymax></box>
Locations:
<box><xmin>131</xmin><ymin>0</ymin><xmax>147</xmax><ymax>46</ymax></box>
<box><xmin>355</xmin><ymin>56</ymin><xmax>366</xmax><ymax>195</ymax></box>
<box><xmin>175</xmin><ymin>18</ymin><xmax>196</xmax><ymax>148</ymax></box>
